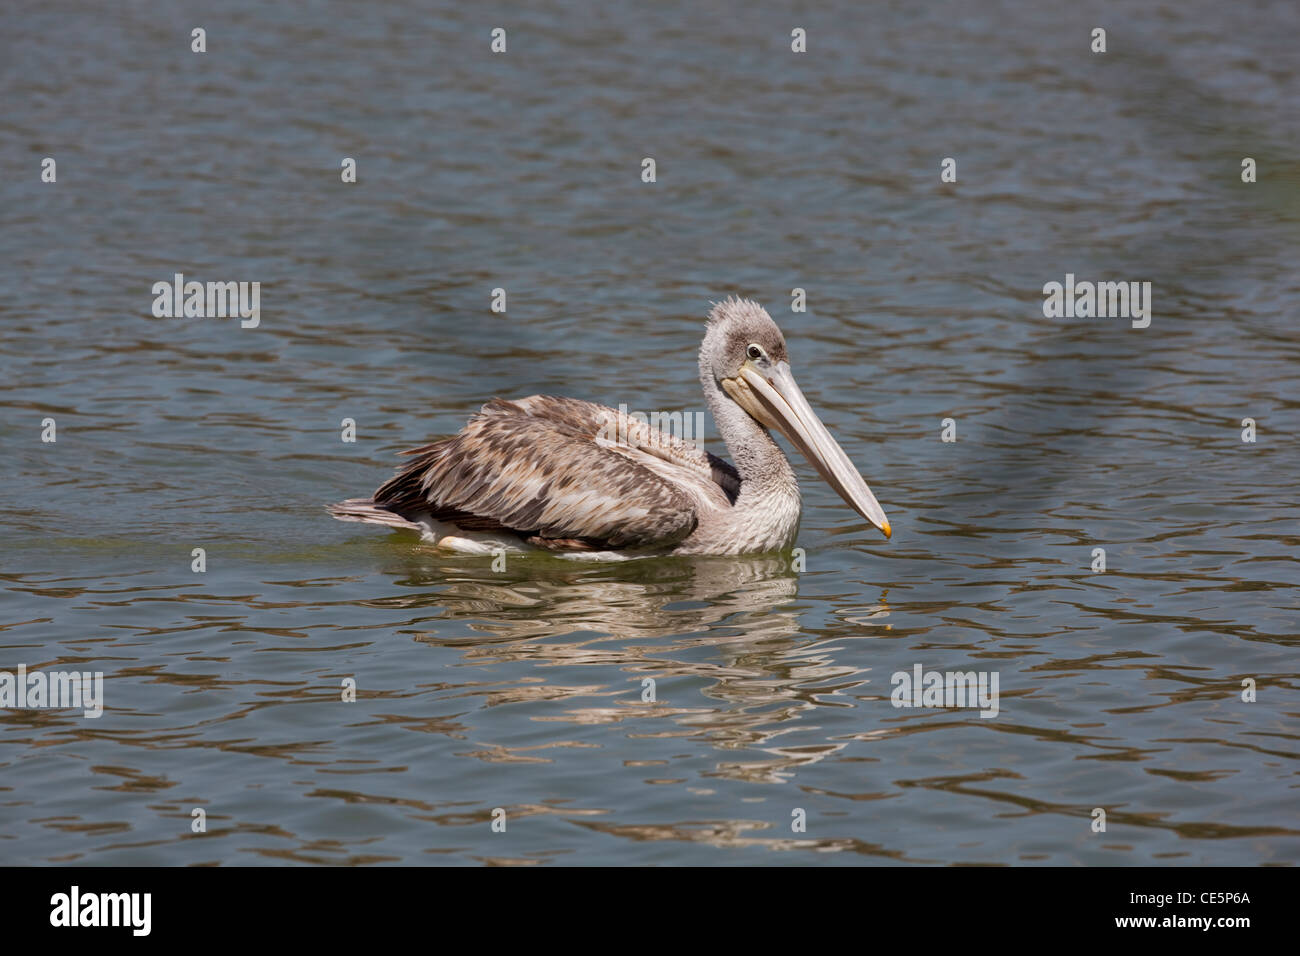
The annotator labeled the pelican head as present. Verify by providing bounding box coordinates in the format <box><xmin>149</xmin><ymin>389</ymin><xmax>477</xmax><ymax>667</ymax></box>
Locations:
<box><xmin>699</xmin><ymin>297</ymin><xmax>891</xmax><ymax>539</ymax></box>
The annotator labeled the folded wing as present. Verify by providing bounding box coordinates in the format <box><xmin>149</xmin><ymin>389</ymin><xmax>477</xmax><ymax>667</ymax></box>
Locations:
<box><xmin>373</xmin><ymin>396</ymin><xmax>736</xmax><ymax>551</ymax></box>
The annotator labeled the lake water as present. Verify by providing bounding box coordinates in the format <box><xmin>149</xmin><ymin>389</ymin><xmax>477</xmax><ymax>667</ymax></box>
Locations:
<box><xmin>1</xmin><ymin>0</ymin><xmax>1297</xmax><ymax>865</ymax></box>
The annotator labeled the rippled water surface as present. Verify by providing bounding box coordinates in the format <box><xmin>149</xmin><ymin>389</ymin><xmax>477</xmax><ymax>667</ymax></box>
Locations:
<box><xmin>1</xmin><ymin>0</ymin><xmax>1297</xmax><ymax>865</ymax></box>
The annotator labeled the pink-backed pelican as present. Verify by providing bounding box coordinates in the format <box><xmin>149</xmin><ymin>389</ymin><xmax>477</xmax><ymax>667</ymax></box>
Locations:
<box><xmin>329</xmin><ymin>298</ymin><xmax>891</xmax><ymax>556</ymax></box>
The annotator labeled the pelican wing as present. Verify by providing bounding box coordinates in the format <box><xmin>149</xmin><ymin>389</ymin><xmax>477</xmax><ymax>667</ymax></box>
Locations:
<box><xmin>374</xmin><ymin>396</ymin><xmax>732</xmax><ymax>550</ymax></box>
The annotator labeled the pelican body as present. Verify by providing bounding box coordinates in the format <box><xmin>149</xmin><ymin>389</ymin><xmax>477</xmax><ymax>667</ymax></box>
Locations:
<box><xmin>330</xmin><ymin>298</ymin><xmax>891</xmax><ymax>557</ymax></box>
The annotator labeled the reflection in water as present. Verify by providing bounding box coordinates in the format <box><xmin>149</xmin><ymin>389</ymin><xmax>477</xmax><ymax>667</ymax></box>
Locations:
<box><xmin>365</xmin><ymin>552</ymin><xmax>887</xmax><ymax>787</ymax></box>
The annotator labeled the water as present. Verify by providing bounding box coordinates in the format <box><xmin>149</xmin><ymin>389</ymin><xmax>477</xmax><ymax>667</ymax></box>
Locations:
<box><xmin>1</xmin><ymin>0</ymin><xmax>1297</xmax><ymax>865</ymax></box>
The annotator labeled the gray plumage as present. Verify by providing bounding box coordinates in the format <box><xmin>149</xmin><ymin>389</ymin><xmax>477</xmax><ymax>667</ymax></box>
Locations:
<box><xmin>330</xmin><ymin>298</ymin><xmax>890</xmax><ymax>556</ymax></box>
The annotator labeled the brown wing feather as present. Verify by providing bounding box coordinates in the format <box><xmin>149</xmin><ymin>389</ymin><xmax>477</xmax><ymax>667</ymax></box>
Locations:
<box><xmin>373</xmin><ymin>397</ymin><xmax>708</xmax><ymax>550</ymax></box>
<box><xmin>511</xmin><ymin>395</ymin><xmax>739</xmax><ymax>503</ymax></box>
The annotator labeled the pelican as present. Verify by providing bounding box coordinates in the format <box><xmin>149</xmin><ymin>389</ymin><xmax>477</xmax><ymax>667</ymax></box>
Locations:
<box><xmin>329</xmin><ymin>298</ymin><xmax>891</xmax><ymax>557</ymax></box>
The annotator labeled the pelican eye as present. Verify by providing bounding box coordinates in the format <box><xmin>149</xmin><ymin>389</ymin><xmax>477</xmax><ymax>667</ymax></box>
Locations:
<box><xmin>746</xmin><ymin>343</ymin><xmax>765</xmax><ymax>361</ymax></box>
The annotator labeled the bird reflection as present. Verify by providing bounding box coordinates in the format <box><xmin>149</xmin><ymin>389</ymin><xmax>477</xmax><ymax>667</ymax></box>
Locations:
<box><xmin>359</xmin><ymin>550</ymin><xmax>890</xmax><ymax>784</ymax></box>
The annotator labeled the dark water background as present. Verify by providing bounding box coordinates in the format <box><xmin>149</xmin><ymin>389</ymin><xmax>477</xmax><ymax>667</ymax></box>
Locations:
<box><xmin>1</xmin><ymin>0</ymin><xmax>1297</xmax><ymax>864</ymax></box>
